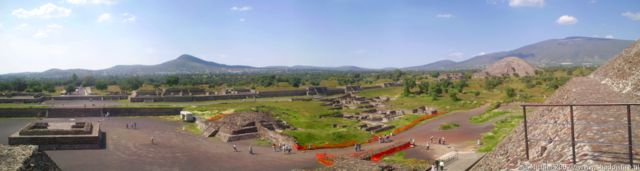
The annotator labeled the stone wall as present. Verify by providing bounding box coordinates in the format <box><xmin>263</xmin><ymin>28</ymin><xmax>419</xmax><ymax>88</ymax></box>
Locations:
<box><xmin>256</xmin><ymin>122</ymin><xmax>297</xmax><ymax>146</ymax></box>
<box><xmin>0</xmin><ymin>145</ymin><xmax>61</xmax><ymax>171</ymax></box>
<box><xmin>0</xmin><ymin>107</ymin><xmax>182</xmax><ymax>118</ymax></box>
<box><xmin>257</xmin><ymin>89</ymin><xmax>308</xmax><ymax>98</ymax></box>
<box><xmin>0</xmin><ymin>97</ymin><xmax>45</xmax><ymax>103</ymax></box>
<box><xmin>46</xmin><ymin>95</ymin><xmax>128</xmax><ymax>101</ymax></box>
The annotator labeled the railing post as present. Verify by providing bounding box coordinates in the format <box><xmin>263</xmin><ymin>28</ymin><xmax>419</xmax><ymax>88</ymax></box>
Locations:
<box><xmin>570</xmin><ymin>105</ymin><xmax>576</xmax><ymax>164</ymax></box>
<box><xmin>523</xmin><ymin>106</ymin><xmax>529</xmax><ymax>160</ymax></box>
<box><xmin>627</xmin><ymin>105</ymin><xmax>634</xmax><ymax>169</ymax></box>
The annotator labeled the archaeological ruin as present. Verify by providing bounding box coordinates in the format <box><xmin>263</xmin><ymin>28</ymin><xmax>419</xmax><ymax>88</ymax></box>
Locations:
<box><xmin>9</xmin><ymin>121</ymin><xmax>104</xmax><ymax>150</ymax></box>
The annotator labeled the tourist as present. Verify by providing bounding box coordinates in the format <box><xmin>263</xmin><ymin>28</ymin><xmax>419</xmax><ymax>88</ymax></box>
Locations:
<box><xmin>410</xmin><ymin>138</ymin><xmax>415</xmax><ymax>147</ymax></box>
<box><xmin>308</xmin><ymin>144</ymin><xmax>312</xmax><ymax>150</ymax></box>
<box><xmin>426</xmin><ymin>143</ymin><xmax>430</xmax><ymax>151</ymax></box>
<box><xmin>430</xmin><ymin>136</ymin><xmax>434</xmax><ymax>143</ymax></box>
<box><xmin>433</xmin><ymin>160</ymin><xmax>439</xmax><ymax>171</ymax></box>
<box><xmin>354</xmin><ymin>144</ymin><xmax>358</xmax><ymax>152</ymax></box>
<box><xmin>133</xmin><ymin>122</ymin><xmax>137</xmax><ymax>129</ymax></box>
<box><xmin>126</xmin><ymin>123</ymin><xmax>129</xmax><ymax>129</ymax></box>
<box><xmin>438</xmin><ymin>137</ymin><xmax>442</xmax><ymax>144</ymax></box>
<box><xmin>272</xmin><ymin>143</ymin><xmax>277</xmax><ymax>152</ymax></box>
<box><xmin>442</xmin><ymin>138</ymin><xmax>446</xmax><ymax>145</ymax></box>
<box><xmin>233</xmin><ymin>144</ymin><xmax>239</xmax><ymax>152</ymax></box>
<box><xmin>477</xmin><ymin>139</ymin><xmax>481</xmax><ymax>145</ymax></box>
<box><xmin>431</xmin><ymin>163</ymin><xmax>436</xmax><ymax>171</ymax></box>
<box><xmin>439</xmin><ymin>160</ymin><xmax>444</xmax><ymax>171</ymax></box>
<box><xmin>249</xmin><ymin>145</ymin><xmax>254</xmax><ymax>155</ymax></box>
<box><xmin>151</xmin><ymin>136</ymin><xmax>155</xmax><ymax>145</ymax></box>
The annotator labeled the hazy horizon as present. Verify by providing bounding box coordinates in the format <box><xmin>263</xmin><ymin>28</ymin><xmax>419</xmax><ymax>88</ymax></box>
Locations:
<box><xmin>1</xmin><ymin>0</ymin><xmax>640</xmax><ymax>74</ymax></box>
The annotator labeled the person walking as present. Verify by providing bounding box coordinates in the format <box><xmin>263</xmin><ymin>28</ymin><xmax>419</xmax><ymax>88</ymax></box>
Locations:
<box><xmin>233</xmin><ymin>144</ymin><xmax>239</xmax><ymax>152</ymax></box>
<box><xmin>126</xmin><ymin>123</ymin><xmax>129</xmax><ymax>129</ymax></box>
<box><xmin>249</xmin><ymin>145</ymin><xmax>254</xmax><ymax>155</ymax></box>
<box><xmin>430</xmin><ymin>136</ymin><xmax>434</xmax><ymax>143</ymax></box>
<box><xmin>133</xmin><ymin>122</ymin><xmax>137</xmax><ymax>129</ymax></box>
<box><xmin>272</xmin><ymin>143</ymin><xmax>277</xmax><ymax>152</ymax></box>
<box><xmin>150</xmin><ymin>136</ymin><xmax>155</xmax><ymax>145</ymax></box>
<box><xmin>439</xmin><ymin>160</ymin><xmax>444</xmax><ymax>171</ymax></box>
<box><xmin>426</xmin><ymin>143</ymin><xmax>430</xmax><ymax>151</ymax></box>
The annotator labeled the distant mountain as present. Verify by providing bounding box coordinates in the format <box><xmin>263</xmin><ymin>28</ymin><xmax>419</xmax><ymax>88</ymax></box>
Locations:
<box><xmin>2</xmin><ymin>54</ymin><xmax>372</xmax><ymax>78</ymax></box>
<box><xmin>407</xmin><ymin>37</ymin><xmax>635</xmax><ymax>71</ymax></box>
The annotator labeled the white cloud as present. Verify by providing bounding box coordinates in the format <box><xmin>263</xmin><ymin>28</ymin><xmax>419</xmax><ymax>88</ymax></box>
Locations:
<box><xmin>605</xmin><ymin>35</ymin><xmax>614</xmax><ymax>39</ymax></box>
<box><xmin>67</xmin><ymin>0</ymin><xmax>117</xmax><ymax>5</ymax></box>
<box><xmin>32</xmin><ymin>24</ymin><xmax>63</xmax><ymax>39</ymax></box>
<box><xmin>436</xmin><ymin>14</ymin><xmax>454</xmax><ymax>19</ymax></box>
<box><xmin>47</xmin><ymin>24</ymin><xmax>63</xmax><ymax>30</ymax></box>
<box><xmin>509</xmin><ymin>0</ymin><xmax>544</xmax><ymax>7</ymax></box>
<box><xmin>556</xmin><ymin>15</ymin><xmax>578</xmax><ymax>25</ymax></box>
<box><xmin>17</xmin><ymin>23</ymin><xmax>30</xmax><ymax>29</ymax></box>
<box><xmin>32</xmin><ymin>30</ymin><xmax>49</xmax><ymax>38</ymax></box>
<box><xmin>11</xmin><ymin>3</ymin><xmax>71</xmax><ymax>19</ymax></box>
<box><xmin>622</xmin><ymin>12</ymin><xmax>640</xmax><ymax>21</ymax></box>
<box><xmin>231</xmin><ymin>6</ymin><xmax>253</xmax><ymax>12</ymax></box>
<box><xmin>97</xmin><ymin>13</ymin><xmax>112</xmax><ymax>23</ymax></box>
<box><xmin>477</xmin><ymin>52</ymin><xmax>487</xmax><ymax>56</ymax></box>
<box><xmin>122</xmin><ymin>13</ymin><xmax>136</xmax><ymax>23</ymax></box>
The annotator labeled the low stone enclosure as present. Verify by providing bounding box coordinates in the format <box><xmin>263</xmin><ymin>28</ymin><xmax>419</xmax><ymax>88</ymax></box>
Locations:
<box><xmin>128</xmin><ymin>83</ymin><xmax>400</xmax><ymax>103</ymax></box>
<box><xmin>199</xmin><ymin>112</ymin><xmax>297</xmax><ymax>146</ymax></box>
<box><xmin>0</xmin><ymin>107</ymin><xmax>183</xmax><ymax>118</ymax></box>
<box><xmin>9</xmin><ymin>121</ymin><xmax>104</xmax><ymax>150</ymax></box>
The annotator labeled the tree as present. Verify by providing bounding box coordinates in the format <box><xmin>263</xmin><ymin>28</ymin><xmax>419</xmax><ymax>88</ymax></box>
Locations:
<box><xmin>42</xmin><ymin>82</ymin><xmax>55</xmax><ymax>93</ymax></box>
<box><xmin>70</xmin><ymin>73</ymin><xmax>79</xmax><ymax>86</ymax></box>
<box><xmin>505</xmin><ymin>87</ymin><xmax>516</xmax><ymax>98</ymax></box>
<box><xmin>288</xmin><ymin>77</ymin><xmax>302</xmax><ymax>88</ymax></box>
<box><xmin>418</xmin><ymin>82</ymin><xmax>430</xmax><ymax>94</ymax></box>
<box><xmin>65</xmin><ymin>84</ymin><xmax>76</xmax><ymax>94</ymax></box>
<box><xmin>81</xmin><ymin>76</ymin><xmax>95</xmax><ymax>87</ymax></box>
<box><xmin>95</xmin><ymin>80</ymin><xmax>108</xmax><ymax>90</ymax></box>
<box><xmin>392</xmin><ymin>69</ymin><xmax>404</xmax><ymax>81</ymax></box>
<box><xmin>449</xmin><ymin>92</ymin><xmax>460</xmax><ymax>101</ymax></box>
<box><xmin>26</xmin><ymin>80</ymin><xmax>42</xmax><ymax>92</ymax></box>
<box><xmin>10</xmin><ymin>78</ymin><xmax>27</xmax><ymax>92</ymax></box>
<box><xmin>165</xmin><ymin>76</ymin><xmax>180</xmax><ymax>87</ymax></box>
<box><xmin>430</xmin><ymin>72</ymin><xmax>440</xmax><ymax>78</ymax></box>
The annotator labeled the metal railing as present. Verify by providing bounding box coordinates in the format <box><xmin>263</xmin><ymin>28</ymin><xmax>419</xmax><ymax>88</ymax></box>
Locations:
<box><xmin>522</xmin><ymin>103</ymin><xmax>639</xmax><ymax>168</ymax></box>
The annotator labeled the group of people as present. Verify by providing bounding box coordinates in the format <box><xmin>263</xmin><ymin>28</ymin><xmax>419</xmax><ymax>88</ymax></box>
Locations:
<box><xmin>378</xmin><ymin>134</ymin><xmax>392</xmax><ymax>143</ymax></box>
<box><xmin>429</xmin><ymin>136</ymin><xmax>447</xmax><ymax>145</ymax></box>
<box><xmin>430</xmin><ymin>160</ymin><xmax>445</xmax><ymax>171</ymax></box>
<box><xmin>125</xmin><ymin>122</ymin><xmax>137</xmax><ymax>129</ymax></box>
<box><xmin>353</xmin><ymin>143</ymin><xmax>362</xmax><ymax>152</ymax></box>
<box><xmin>269</xmin><ymin>143</ymin><xmax>293</xmax><ymax>154</ymax></box>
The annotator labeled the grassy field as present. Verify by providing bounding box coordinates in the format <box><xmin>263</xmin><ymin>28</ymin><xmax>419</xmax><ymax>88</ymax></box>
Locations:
<box><xmin>469</xmin><ymin>110</ymin><xmax>509</xmax><ymax>124</ymax></box>
<box><xmin>478</xmin><ymin>112</ymin><xmax>523</xmax><ymax>152</ymax></box>
<box><xmin>188</xmin><ymin>101</ymin><xmax>371</xmax><ymax>145</ymax></box>
<box><xmin>438</xmin><ymin>122</ymin><xmax>460</xmax><ymax>130</ymax></box>
<box><xmin>382</xmin><ymin>151</ymin><xmax>429</xmax><ymax>169</ymax></box>
<box><xmin>0</xmin><ymin>103</ymin><xmax>48</xmax><ymax>108</ymax></box>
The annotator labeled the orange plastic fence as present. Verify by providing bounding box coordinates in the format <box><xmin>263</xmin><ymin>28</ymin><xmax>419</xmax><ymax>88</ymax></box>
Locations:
<box><xmin>392</xmin><ymin>112</ymin><xmax>442</xmax><ymax>134</ymax></box>
<box><xmin>370</xmin><ymin>142</ymin><xmax>411</xmax><ymax>162</ymax></box>
<box><xmin>315</xmin><ymin>153</ymin><xmax>335</xmax><ymax>166</ymax></box>
<box><xmin>207</xmin><ymin>114</ymin><xmax>224</xmax><ymax>121</ymax></box>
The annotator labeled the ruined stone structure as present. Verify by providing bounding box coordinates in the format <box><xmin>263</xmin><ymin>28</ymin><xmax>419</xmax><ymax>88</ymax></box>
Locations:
<box><xmin>200</xmin><ymin>112</ymin><xmax>296</xmax><ymax>145</ymax></box>
<box><xmin>129</xmin><ymin>86</ymin><xmax>355</xmax><ymax>102</ymax></box>
<box><xmin>9</xmin><ymin>122</ymin><xmax>104</xmax><ymax>150</ymax></box>
<box><xmin>0</xmin><ymin>93</ymin><xmax>45</xmax><ymax>103</ymax></box>
<box><xmin>0</xmin><ymin>145</ymin><xmax>60</xmax><ymax>171</ymax></box>
<box><xmin>381</xmin><ymin>82</ymin><xmax>402</xmax><ymax>88</ymax></box>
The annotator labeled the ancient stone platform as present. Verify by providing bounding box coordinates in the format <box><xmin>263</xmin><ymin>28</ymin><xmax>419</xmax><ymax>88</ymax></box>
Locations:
<box><xmin>8</xmin><ymin>121</ymin><xmax>104</xmax><ymax>150</ymax></box>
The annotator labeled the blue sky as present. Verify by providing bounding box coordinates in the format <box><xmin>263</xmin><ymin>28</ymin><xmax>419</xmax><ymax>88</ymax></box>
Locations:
<box><xmin>0</xmin><ymin>0</ymin><xmax>639</xmax><ymax>74</ymax></box>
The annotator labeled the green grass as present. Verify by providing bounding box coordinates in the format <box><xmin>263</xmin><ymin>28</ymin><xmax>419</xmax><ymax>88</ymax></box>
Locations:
<box><xmin>0</xmin><ymin>103</ymin><xmax>48</xmax><ymax>108</ymax></box>
<box><xmin>469</xmin><ymin>110</ymin><xmax>509</xmax><ymax>124</ymax></box>
<box><xmin>357</xmin><ymin>87</ymin><xmax>403</xmax><ymax>98</ymax></box>
<box><xmin>382</xmin><ymin>151</ymin><xmax>429</xmax><ymax>169</ymax></box>
<box><xmin>438</xmin><ymin>122</ymin><xmax>460</xmax><ymax>130</ymax></box>
<box><xmin>181</xmin><ymin>122</ymin><xmax>202</xmax><ymax>135</ymax></box>
<box><xmin>478</xmin><ymin>113</ymin><xmax>523</xmax><ymax>152</ymax></box>
<box><xmin>190</xmin><ymin>101</ymin><xmax>371</xmax><ymax>145</ymax></box>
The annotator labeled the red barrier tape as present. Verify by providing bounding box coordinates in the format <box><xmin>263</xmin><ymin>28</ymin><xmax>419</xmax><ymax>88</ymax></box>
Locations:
<box><xmin>392</xmin><ymin>112</ymin><xmax>443</xmax><ymax>135</ymax></box>
<box><xmin>207</xmin><ymin>114</ymin><xmax>224</xmax><ymax>121</ymax></box>
<box><xmin>370</xmin><ymin>142</ymin><xmax>411</xmax><ymax>162</ymax></box>
<box><xmin>316</xmin><ymin>153</ymin><xmax>335</xmax><ymax>166</ymax></box>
